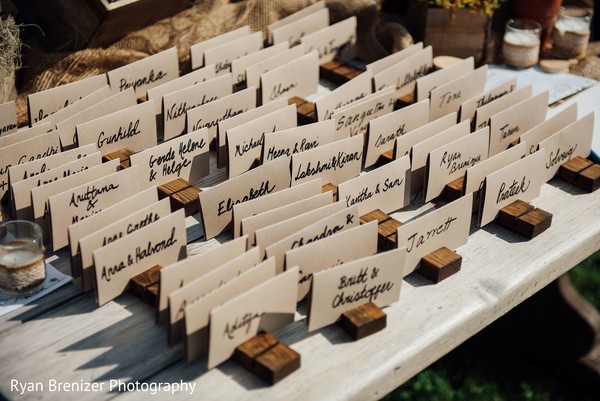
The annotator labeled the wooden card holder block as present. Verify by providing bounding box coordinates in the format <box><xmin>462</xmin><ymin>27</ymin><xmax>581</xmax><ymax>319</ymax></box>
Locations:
<box><xmin>338</xmin><ymin>302</ymin><xmax>387</xmax><ymax>340</ymax></box>
<box><xmin>559</xmin><ymin>156</ymin><xmax>600</xmax><ymax>192</ymax></box>
<box><xmin>442</xmin><ymin>176</ymin><xmax>464</xmax><ymax>202</ymax></box>
<box><xmin>129</xmin><ymin>264</ymin><xmax>162</xmax><ymax>306</ymax></box>
<box><xmin>288</xmin><ymin>97</ymin><xmax>316</xmax><ymax>125</ymax></box>
<box><xmin>495</xmin><ymin>199</ymin><xmax>553</xmax><ymax>239</ymax></box>
<box><xmin>319</xmin><ymin>60</ymin><xmax>363</xmax><ymax>86</ymax></box>
<box><xmin>359</xmin><ymin>209</ymin><xmax>402</xmax><ymax>251</ymax></box>
<box><xmin>102</xmin><ymin>147</ymin><xmax>136</xmax><ymax>169</ymax></box>
<box><xmin>359</xmin><ymin>209</ymin><xmax>390</xmax><ymax>225</ymax></box>
<box><xmin>157</xmin><ymin>178</ymin><xmax>202</xmax><ymax>217</ymax></box>
<box><xmin>417</xmin><ymin>246</ymin><xmax>462</xmax><ymax>283</ymax></box>
<box><xmin>322</xmin><ymin>183</ymin><xmax>338</xmax><ymax>202</ymax></box>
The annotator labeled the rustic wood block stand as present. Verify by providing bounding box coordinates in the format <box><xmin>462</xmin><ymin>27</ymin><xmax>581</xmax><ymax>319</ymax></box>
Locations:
<box><xmin>495</xmin><ymin>199</ymin><xmax>553</xmax><ymax>239</ymax></box>
<box><xmin>417</xmin><ymin>246</ymin><xmax>462</xmax><ymax>283</ymax></box>
<box><xmin>233</xmin><ymin>332</ymin><xmax>301</xmax><ymax>385</ymax></box>
<box><xmin>559</xmin><ymin>156</ymin><xmax>600</xmax><ymax>192</ymax></box>
<box><xmin>359</xmin><ymin>209</ymin><xmax>403</xmax><ymax>251</ymax></box>
<box><xmin>322</xmin><ymin>183</ymin><xmax>338</xmax><ymax>202</ymax></box>
<box><xmin>319</xmin><ymin>60</ymin><xmax>363</xmax><ymax>86</ymax></box>
<box><xmin>157</xmin><ymin>178</ymin><xmax>202</xmax><ymax>216</ymax></box>
<box><xmin>288</xmin><ymin>97</ymin><xmax>316</xmax><ymax>125</ymax></box>
<box><xmin>338</xmin><ymin>302</ymin><xmax>387</xmax><ymax>340</ymax></box>
<box><xmin>102</xmin><ymin>147</ymin><xmax>136</xmax><ymax>169</ymax></box>
<box><xmin>442</xmin><ymin>176</ymin><xmax>464</xmax><ymax>202</ymax></box>
<box><xmin>129</xmin><ymin>264</ymin><xmax>162</xmax><ymax>306</ymax></box>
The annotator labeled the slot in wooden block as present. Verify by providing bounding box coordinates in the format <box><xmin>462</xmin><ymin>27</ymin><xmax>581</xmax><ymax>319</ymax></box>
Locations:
<box><xmin>233</xmin><ymin>332</ymin><xmax>278</xmax><ymax>371</ymax></box>
<box><xmin>378</xmin><ymin>218</ymin><xmax>403</xmax><ymax>251</ymax></box>
<box><xmin>129</xmin><ymin>264</ymin><xmax>162</xmax><ymax>305</ymax></box>
<box><xmin>157</xmin><ymin>178</ymin><xmax>190</xmax><ymax>199</ymax></box>
<box><xmin>157</xmin><ymin>178</ymin><xmax>202</xmax><ymax>216</ymax></box>
<box><xmin>319</xmin><ymin>60</ymin><xmax>363</xmax><ymax>85</ymax></box>
<box><xmin>495</xmin><ymin>200</ymin><xmax>553</xmax><ymax>239</ymax></box>
<box><xmin>102</xmin><ymin>147</ymin><xmax>135</xmax><ymax>168</ymax></box>
<box><xmin>360</xmin><ymin>209</ymin><xmax>390</xmax><ymax>225</ymax></box>
<box><xmin>322</xmin><ymin>183</ymin><xmax>338</xmax><ymax>202</ymax></box>
<box><xmin>289</xmin><ymin>95</ymin><xmax>316</xmax><ymax>125</ymax></box>
<box><xmin>417</xmin><ymin>247</ymin><xmax>462</xmax><ymax>283</ymax></box>
<box><xmin>559</xmin><ymin>156</ymin><xmax>600</xmax><ymax>192</ymax></box>
<box><xmin>443</xmin><ymin>176</ymin><xmax>464</xmax><ymax>202</ymax></box>
<box><xmin>338</xmin><ymin>302</ymin><xmax>387</xmax><ymax>340</ymax></box>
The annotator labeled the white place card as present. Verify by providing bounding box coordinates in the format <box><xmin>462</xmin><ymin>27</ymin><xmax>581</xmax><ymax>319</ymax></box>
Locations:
<box><xmin>272</xmin><ymin>7</ymin><xmax>329</xmax><ymax>47</ymax></box>
<box><xmin>260</xmin><ymin>51</ymin><xmax>320</xmax><ymax>104</ymax></box>
<box><xmin>366</xmin><ymin>42</ymin><xmax>424</xmax><ymax>75</ymax></box>
<box><xmin>262</xmin><ymin>120</ymin><xmax>335</xmax><ymax>163</ymax></box>
<box><xmin>37</xmin><ymin>85</ymin><xmax>112</xmax><ymax>129</ymax></box>
<box><xmin>0</xmin><ymin>122</ymin><xmax>52</xmax><ymax>148</ymax></box>
<box><xmin>231</xmin><ymin>42</ymin><xmax>289</xmax><ymax>85</ymax></box>
<box><xmin>246</xmin><ymin>44</ymin><xmax>306</xmax><ymax>89</ymax></box>
<box><xmin>315</xmin><ymin>69</ymin><xmax>373</xmax><ymax>121</ymax></box>
<box><xmin>301</xmin><ymin>16</ymin><xmax>357</xmax><ymax>63</ymax></box>
<box><xmin>373</xmin><ymin>46</ymin><xmax>433</xmax><ymax>98</ymax></box>
<box><xmin>460</xmin><ymin>78</ymin><xmax>517</xmax><ymax>122</ymax></box>
<box><xmin>415</xmin><ymin>56</ymin><xmax>474</xmax><ymax>102</ymax></box>
<box><xmin>429</xmin><ymin>65</ymin><xmax>487</xmax><ymax>121</ymax></box>
<box><xmin>411</xmin><ymin>119</ymin><xmax>470</xmax><ymax>172</ymax></box>
<box><xmin>474</xmin><ymin>85</ymin><xmax>532</xmax><ymax>130</ymax></box>
<box><xmin>267</xmin><ymin>0</ymin><xmax>326</xmax><ymax>43</ymax></box>
<box><xmin>191</xmin><ymin>26</ymin><xmax>251</xmax><ymax>69</ymax></box>
<box><xmin>520</xmin><ymin>104</ymin><xmax>578</xmax><ymax>155</ymax></box>
<box><xmin>0</xmin><ymin>100</ymin><xmax>18</xmax><ymax>135</ymax></box>
<box><xmin>205</xmin><ymin>32</ymin><xmax>263</xmax><ymax>76</ymax></box>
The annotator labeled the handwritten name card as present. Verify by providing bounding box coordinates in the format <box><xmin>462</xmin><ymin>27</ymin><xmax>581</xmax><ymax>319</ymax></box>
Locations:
<box><xmin>308</xmin><ymin>248</ymin><xmax>404</xmax><ymax>331</ymax></box>
<box><xmin>246</xmin><ymin>44</ymin><xmax>306</xmax><ymax>89</ymax></box>
<box><xmin>411</xmin><ymin>119</ymin><xmax>470</xmax><ymax>172</ymax></box>
<box><xmin>301</xmin><ymin>16</ymin><xmax>357</xmax><ymax>63</ymax></box>
<box><xmin>366</xmin><ymin>42</ymin><xmax>424</xmax><ymax>75</ymax></box>
<box><xmin>262</xmin><ymin>119</ymin><xmax>335</xmax><ymax>163</ymax></box>
<box><xmin>316</xmin><ymin>69</ymin><xmax>373</xmax><ymax>121</ymax></box>
<box><xmin>267</xmin><ymin>1</ymin><xmax>326</xmax><ymax>43</ymax></box>
<box><xmin>520</xmin><ymin>104</ymin><xmax>578</xmax><ymax>155</ymax></box>
<box><xmin>429</xmin><ymin>65</ymin><xmax>487</xmax><ymax>121</ymax></box>
<box><xmin>272</xmin><ymin>7</ymin><xmax>329</xmax><ymax>47</ymax></box>
<box><xmin>191</xmin><ymin>26</ymin><xmax>251</xmax><ymax>69</ymax></box>
<box><xmin>0</xmin><ymin>100</ymin><xmax>18</xmax><ymax>135</ymax></box>
<box><xmin>460</xmin><ymin>78</ymin><xmax>516</xmax><ymax>122</ymax></box>
<box><xmin>373</xmin><ymin>46</ymin><xmax>433</xmax><ymax>98</ymax></box>
<box><xmin>204</xmin><ymin>32</ymin><xmax>263</xmax><ymax>76</ymax></box>
<box><xmin>231</xmin><ymin>42</ymin><xmax>289</xmax><ymax>86</ymax></box>
<box><xmin>37</xmin><ymin>86</ymin><xmax>112</xmax><ymax>129</ymax></box>
<box><xmin>474</xmin><ymin>85</ymin><xmax>532</xmax><ymax>130</ymax></box>
<box><xmin>260</xmin><ymin>51</ymin><xmax>319</xmax><ymax>104</ymax></box>
<box><xmin>0</xmin><ymin>122</ymin><xmax>52</xmax><ymax>148</ymax></box>
<box><xmin>93</xmin><ymin>209</ymin><xmax>187</xmax><ymax>306</ymax></box>
<box><xmin>415</xmin><ymin>56</ymin><xmax>474</xmax><ymax>102</ymax></box>
<box><xmin>395</xmin><ymin>113</ymin><xmax>456</xmax><ymax>160</ymax></box>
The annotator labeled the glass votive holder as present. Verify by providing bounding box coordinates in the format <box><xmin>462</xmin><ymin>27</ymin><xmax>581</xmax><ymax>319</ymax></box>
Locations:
<box><xmin>551</xmin><ymin>7</ymin><xmax>592</xmax><ymax>59</ymax></box>
<box><xmin>503</xmin><ymin>19</ymin><xmax>542</xmax><ymax>68</ymax></box>
<box><xmin>0</xmin><ymin>221</ymin><xmax>46</xmax><ymax>294</ymax></box>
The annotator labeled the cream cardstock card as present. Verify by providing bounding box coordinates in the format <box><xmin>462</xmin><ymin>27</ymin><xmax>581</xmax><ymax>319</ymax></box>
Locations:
<box><xmin>424</xmin><ymin>127</ymin><xmax>489</xmax><ymax>202</ymax></box>
<box><xmin>395</xmin><ymin>112</ymin><xmax>456</xmax><ymax>159</ymax></box>
<box><xmin>262</xmin><ymin>120</ymin><xmax>335</xmax><ymax>163</ymax></box>
<box><xmin>207</xmin><ymin>267</ymin><xmax>298</xmax><ymax>368</ymax></box>
<box><xmin>308</xmin><ymin>248</ymin><xmax>404</xmax><ymax>331</ymax></box>
<box><xmin>366</xmin><ymin>42</ymin><xmax>424</xmax><ymax>75</ymax></box>
<box><xmin>147</xmin><ymin>64</ymin><xmax>216</xmax><ymax>114</ymax></box>
<box><xmin>460</xmin><ymin>78</ymin><xmax>517</xmax><ymax>122</ymax></box>
<box><xmin>373</xmin><ymin>46</ymin><xmax>433</xmax><ymax>98</ymax></box>
<box><xmin>232</xmin><ymin>178</ymin><xmax>322</xmax><ymax>238</ymax></box>
<box><xmin>227</xmin><ymin>104</ymin><xmax>297</xmax><ymax>178</ymax></box>
<box><xmin>291</xmin><ymin>135</ymin><xmax>363</xmax><ymax>186</ymax></box>
<box><xmin>488</xmin><ymin>91</ymin><xmax>548</xmax><ymax>157</ymax></box>
<box><xmin>272</xmin><ymin>7</ymin><xmax>329</xmax><ymax>47</ymax></box>
<box><xmin>198</xmin><ymin>156</ymin><xmax>291</xmax><ymax>239</ymax></box>
<box><xmin>79</xmin><ymin>198</ymin><xmax>170</xmax><ymax>292</ymax></box>
<box><xmin>76</xmin><ymin>101</ymin><xmax>156</xmax><ymax>156</ymax></box>
<box><xmin>28</xmin><ymin>74</ymin><xmax>107</xmax><ymax>125</ymax></box>
<box><xmin>338</xmin><ymin>156</ymin><xmax>411</xmax><ymax>215</ymax></box>
<box><xmin>300</xmin><ymin>16</ymin><xmax>357</xmax><ymax>63</ymax></box>
<box><xmin>129</xmin><ymin>128</ymin><xmax>209</xmax><ymax>189</ymax></box>
<box><xmin>365</xmin><ymin>100</ymin><xmax>429</xmax><ymax>167</ymax></box>
<box><xmin>231</xmin><ymin>42</ymin><xmax>289</xmax><ymax>85</ymax></box>
<box><xmin>260</xmin><ymin>51</ymin><xmax>319</xmax><ymax>104</ymax></box>
<box><xmin>286</xmin><ymin>220</ymin><xmax>378</xmax><ymax>301</ymax></box>
<box><xmin>411</xmin><ymin>119</ymin><xmax>470</xmax><ymax>172</ymax></box>
<box><xmin>475</xmin><ymin>85</ymin><xmax>532</xmax><ymax>130</ymax></box>
<box><xmin>204</xmin><ymin>32</ymin><xmax>263</xmax><ymax>76</ymax></box>
<box><xmin>520</xmin><ymin>104</ymin><xmax>578</xmax><ymax>155</ymax></box>
<box><xmin>332</xmin><ymin>86</ymin><xmax>395</xmax><ymax>140</ymax></box>
<box><xmin>539</xmin><ymin>112</ymin><xmax>594</xmax><ymax>182</ymax></box>
<box><xmin>429</xmin><ymin>65</ymin><xmax>487</xmax><ymax>121</ymax></box>
<box><xmin>163</xmin><ymin>74</ymin><xmax>232</xmax><ymax>139</ymax></box>
<box><xmin>37</xmin><ymin>86</ymin><xmax>112</xmax><ymax>129</ymax></box>
<box><xmin>480</xmin><ymin>151</ymin><xmax>545</xmax><ymax>226</ymax></box>
<box><xmin>267</xmin><ymin>1</ymin><xmax>326</xmax><ymax>43</ymax></box>
<box><xmin>186</xmin><ymin>86</ymin><xmax>257</xmax><ymax>144</ymax></box>
<box><xmin>190</xmin><ymin>26</ymin><xmax>251</xmax><ymax>69</ymax></box>
<box><xmin>397</xmin><ymin>193</ymin><xmax>473</xmax><ymax>275</ymax></box>
<box><xmin>316</xmin><ymin>69</ymin><xmax>373</xmax><ymax>121</ymax></box>
<box><xmin>184</xmin><ymin>257</ymin><xmax>275</xmax><ymax>363</ymax></box>
<box><xmin>107</xmin><ymin>47</ymin><xmax>178</xmax><ymax>98</ymax></box>
<box><xmin>159</xmin><ymin>235</ymin><xmax>248</xmax><ymax>327</ymax></box>
<box><xmin>0</xmin><ymin>122</ymin><xmax>52</xmax><ymax>148</ymax></box>
<box><xmin>264</xmin><ymin>205</ymin><xmax>360</xmax><ymax>273</ymax></box>
<box><xmin>246</xmin><ymin>44</ymin><xmax>306</xmax><ymax>89</ymax></box>
<box><xmin>48</xmin><ymin>166</ymin><xmax>141</xmax><ymax>251</ymax></box>
<box><xmin>93</xmin><ymin>209</ymin><xmax>187</xmax><ymax>306</ymax></box>
<box><xmin>241</xmin><ymin>192</ymin><xmax>332</xmax><ymax>246</ymax></box>
<box><xmin>0</xmin><ymin>130</ymin><xmax>61</xmax><ymax>199</ymax></box>
<box><xmin>0</xmin><ymin>100</ymin><xmax>18</xmax><ymax>135</ymax></box>
<box><xmin>415</xmin><ymin>56</ymin><xmax>474</xmax><ymax>102</ymax></box>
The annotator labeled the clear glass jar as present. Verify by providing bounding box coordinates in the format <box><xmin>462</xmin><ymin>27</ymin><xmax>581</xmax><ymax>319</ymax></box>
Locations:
<box><xmin>551</xmin><ymin>6</ymin><xmax>593</xmax><ymax>59</ymax></box>
<box><xmin>0</xmin><ymin>221</ymin><xmax>45</xmax><ymax>294</ymax></box>
<box><xmin>503</xmin><ymin>19</ymin><xmax>542</xmax><ymax>68</ymax></box>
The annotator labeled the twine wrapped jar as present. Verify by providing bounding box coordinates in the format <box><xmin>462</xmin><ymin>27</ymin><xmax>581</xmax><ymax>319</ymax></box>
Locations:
<box><xmin>502</xmin><ymin>19</ymin><xmax>541</xmax><ymax>68</ymax></box>
<box><xmin>551</xmin><ymin>7</ymin><xmax>593</xmax><ymax>59</ymax></box>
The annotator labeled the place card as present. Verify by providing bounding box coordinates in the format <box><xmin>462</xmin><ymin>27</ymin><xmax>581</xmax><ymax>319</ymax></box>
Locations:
<box><xmin>488</xmin><ymin>91</ymin><xmax>548</xmax><ymax>157</ymax></box>
<box><xmin>107</xmin><ymin>47</ymin><xmax>178</xmax><ymax>98</ymax></box>
<box><xmin>338</xmin><ymin>156</ymin><xmax>411</xmax><ymax>215</ymax></box>
<box><xmin>184</xmin><ymin>256</ymin><xmax>275</xmax><ymax>362</ymax></box>
<box><xmin>0</xmin><ymin>100</ymin><xmax>18</xmax><ymax>135</ymax></box>
<box><xmin>56</xmin><ymin>88</ymin><xmax>137</xmax><ymax>149</ymax></box>
<box><xmin>264</xmin><ymin>204</ymin><xmax>360</xmax><ymax>273</ymax></box>
<box><xmin>429</xmin><ymin>65</ymin><xmax>487</xmax><ymax>121</ymax></box>
<box><xmin>207</xmin><ymin>266</ymin><xmax>298</xmax><ymax>368</ymax></box>
<box><xmin>246</xmin><ymin>44</ymin><xmax>306</xmax><ymax>89</ymax></box>
<box><xmin>217</xmin><ymin>98</ymin><xmax>288</xmax><ymax>167</ymax></box>
<box><xmin>315</xmin><ymin>69</ymin><xmax>373</xmax><ymax>121</ymax></box>
<box><xmin>291</xmin><ymin>135</ymin><xmax>363</xmax><ymax>186</ymax></box>
<box><xmin>474</xmin><ymin>85</ymin><xmax>532</xmax><ymax>130</ymax></box>
<box><xmin>332</xmin><ymin>86</ymin><xmax>395</xmax><ymax>140</ymax></box>
<box><xmin>366</xmin><ymin>42</ymin><xmax>424</xmax><ymax>75</ymax></box>
<box><xmin>307</xmin><ymin>248</ymin><xmax>404</xmax><ymax>331</ymax></box>
<box><xmin>262</xmin><ymin>120</ymin><xmax>335</xmax><ymax>163</ymax></box>
<box><xmin>162</xmin><ymin>74</ymin><xmax>232</xmax><ymax>139</ymax></box>
<box><xmin>520</xmin><ymin>104</ymin><xmax>578</xmax><ymax>155</ymax></box>
<box><xmin>267</xmin><ymin>0</ymin><xmax>326</xmax><ymax>43</ymax></box>
<box><xmin>204</xmin><ymin>32</ymin><xmax>263</xmax><ymax>76</ymax></box>
<box><xmin>231</xmin><ymin>42</ymin><xmax>289</xmax><ymax>86</ymax></box>
<box><xmin>93</xmin><ymin>209</ymin><xmax>186</xmax><ymax>306</ymax></box>
<box><xmin>186</xmin><ymin>86</ymin><xmax>257</xmax><ymax>144</ymax></box>
<box><xmin>415</xmin><ymin>56</ymin><xmax>474</xmax><ymax>102</ymax></box>
<box><xmin>130</xmin><ymin>128</ymin><xmax>209</xmax><ymax>189</ymax></box>
<box><xmin>272</xmin><ymin>7</ymin><xmax>329</xmax><ymax>47</ymax></box>
<box><xmin>76</xmin><ymin>101</ymin><xmax>156</xmax><ymax>155</ymax></box>
<box><xmin>459</xmin><ymin>78</ymin><xmax>517</xmax><ymax>122</ymax></box>
<box><xmin>227</xmin><ymin>105</ymin><xmax>297</xmax><ymax>177</ymax></box>
<box><xmin>147</xmin><ymin>64</ymin><xmax>216</xmax><ymax>114</ymax></box>
<box><xmin>287</xmin><ymin>220</ymin><xmax>378</xmax><ymax>301</ymax></box>
<box><xmin>479</xmin><ymin>151</ymin><xmax>545</xmax><ymax>226</ymax></box>
<box><xmin>373</xmin><ymin>46</ymin><xmax>433</xmax><ymax>98</ymax></box>
<box><xmin>28</xmin><ymin>74</ymin><xmax>107</xmax><ymax>125</ymax></box>
<box><xmin>11</xmin><ymin>152</ymin><xmax>102</xmax><ymax>220</ymax></box>
<box><xmin>260</xmin><ymin>51</ymin><xmax>319</xmax><ymax>104</ymax></box>
<box><xmin>241</xmin><ymin>192</ymin><xmax>332</xmax><ymax>246</ymax></box>
<box><xmin>424</xmin><ymin>127</ymin><xmax>489</xmax><ymax>202</ymax></box>
<box><xmin>300</xmin><ymin>16</ymin><xmax>357</xmax><ymax>63</ymax></box>
<box><xmin>48</xmin><ymin>166</ymin><xmax>142</xmax><ymax>250</ymax></box>
<box><xmin>191</xmin><ymin>26</ymin><xmax>251</xmax><ymax>69</ymax></box>
<box><xmin>159</xmin><ymin>235</ymin><xmax>248</xmax><ymax>327</ymax></box>
<box><xmin>395</xmin><ymin>112</ymin><xmax>456</xmax><ymax>159</ymax></box>
<box><xmin>232</xmin><ymin>178</ymin><xmax>322</xmax><ymax>238</ymax></box>
<box><xmin>79</xmin><ymin>198</ymin><xmax>171</xmax><ymax>291</ymax></box>
<box><xmin>365</xmin><ymin>100</ymin><xmax>429</xmax><ymax>167</ymax></box>
<box><xmin>37</xmin><ymin>86</ymin><xmax>112</xmax><ymax>128</ymax></box>
<box><xmin>539</xmin><ymin>112</ymin><xmax>594</xmax><ymax>182</ymax></box>
<box><xmin>396</xmin><ymin>194</ymin><xmax>473</xmax><ymax>275</ymax></box>
<box><xmin>0</xmin><ymin>130</ymin><xmax>61</xmax><ymax>199</ymax></box>
<box><xmin>198</xmin><ymin>156</ymin><xmax>291</xmax><ymax>239</ymax></box>
<box><xmin>0</xmin><ymin>122</ymin><xmax>52</xmax><ymax>148</ymax></box>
